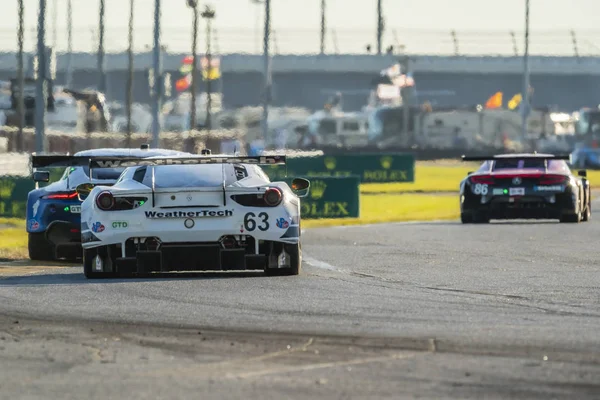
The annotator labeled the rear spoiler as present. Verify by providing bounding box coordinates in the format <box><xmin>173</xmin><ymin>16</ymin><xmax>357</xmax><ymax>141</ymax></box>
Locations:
<box><xmin>30</xmin><ymin>154</ymin><xmax>287</xmax><ymax>169</ymax></box>
<box><xmin>87</xmin><ymin>155</ymin><xmax>286</xmax><ymax>169</ymax></box>
<box><xmin>461</xmin><ymin>154</ymin><xmax>571</xmax><ymax>162</ymax></box>
<box><xmin>31</xmin><ymin>155</ymin><xmax>97</xmax><ymax>169</ymax></box>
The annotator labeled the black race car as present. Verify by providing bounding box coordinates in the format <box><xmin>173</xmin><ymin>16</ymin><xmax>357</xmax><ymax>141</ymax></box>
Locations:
<box><xmin>459</xmin><ymin>153</ymin><xmax>591</xmax><ymax>223</ymax></box>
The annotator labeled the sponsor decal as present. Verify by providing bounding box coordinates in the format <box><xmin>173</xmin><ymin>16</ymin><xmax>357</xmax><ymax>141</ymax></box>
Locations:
<box><xmin>29</xmin><ymin>219</ymin><xmax>39</xmax><ymax>230</ymax></box>
<box><xmin>472</xmin><ymin>183</ymin><xmax>488</xmax><ymax>195</ymax></box>
<box><xmin>91</xmin><ymin>156</ymin><xmax>284</xmax><ymax>169</ymax></box>
<box><xmin>275</xmin><ymin>217</ymin><xmax>289</xmax><ymax>229</ymax></box>
<box><xmin>534</xmin><ymin>185</ymin><xmax>564</xmax><ymax>192</ymax></box>
<box><xmin>144</xmin><ymin>209</ymin><xmax>234</xmax><ymax>219</ymax></box>
<box><xmin>324</xmin><ymin>157</ymin><xmax>336</xmax><ymax>170</ymax></box>
<box><xmin>112</xmin><ymin>221</ymin><xmax>128</xmax><ymax>229</ymax></box>
<box><xmin>32</xmin><ymin>200</ymin><xmax>40</xmax><ymax>217</ymax></box>
<box><xmin>91</xmin><ymin>222</ymin><xmax>105</xmax><ymax>233</ymax></box>
<box><xmin>244</xmin><ymin>212</ymin><xmax>269</xmax><ymax>231</ymax></box>
<box><xmin>310</xmin><ymin>180</ymin><xmax>327</xmax><ymax>200</ymax></box>
<box><xmin>509</xmin><ymin>187</ymin><xmax>525</xmax><ymax>196</ymax></box>
<box><xmin>492</xmin><ymin>188</ymin><xmax>505</xmax><ymax>195</ymax></box>
<box><xmin>69</xmin><ymin>205</ymin><xmax>81</xmax><ymax>213</ymax></box>
<box><xmin>380</xmin><ymin>156</ymin><xmax>393</xmax><ymax>169</ymax></box>
<box><xmin>301</xmin><ymin>202</ymin><xmax>350</xmax><ymax>218</ymax></box>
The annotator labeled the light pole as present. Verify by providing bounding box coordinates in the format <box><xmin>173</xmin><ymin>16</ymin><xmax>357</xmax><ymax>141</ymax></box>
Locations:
<box><xmin>66</xmin><ymin>0</ymin><xmax>73</xmax><ymax>87</ymax></box>
<box><xmin>377</xmin><ymin>0</ymin><xmax>383</xmax><ymax>55</ymax></box>
<box><xmin>521</xmin><ymin>0</ymin><xmax>530</xmax><ymax>144</ymax></box>
<box><xmin>35</xmin><ymin>0</ymin><xmax>48</xmax><ymax>153</ymax></box>
<box><xmin>151</xmin><ymin>0</ymin><xmax>162</xmax><ymax>148</ymax></box>
<box><xmin>262</xmin><ymin>0</ymin><xmax>271</xmax><ymax>144</ymax></box>
<box><xmin>126</xmin><ymin>0</ymin><xmax>135</xmax><ymax>145</ymax></box>
<box><xmin>187</xmin><ymin>0</ymin><xmax>199</xmax><ymax>135</ymax></box>
<box><xmin>201</xmin><ymin>5</ymin><xmax>215</xmax><ymax>131</ymax></box>
<box><xmin>320</xmin><ymin>0</ymin><xmax>326</xmax><ymax>54</ymax></box>
<box><xmin>17</xmin><ymin>0</ymin><xmax>25</xmax><ymax>152</ymax></box>
<box><xmin>98</xmin><ymin>0</ymin><xmax>106</xmax><ymax>93</ymax></box>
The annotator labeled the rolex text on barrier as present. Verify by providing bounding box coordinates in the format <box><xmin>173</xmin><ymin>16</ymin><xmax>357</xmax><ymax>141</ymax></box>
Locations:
<box><xmin>287</xmin><ymin>176</ymin><xmax>360</xmax><ymax>219</ymax></box>
<box><xmin>264</xmin><ymin>153</ymin><xmax>415</xmax><ymax>183</ymax></box>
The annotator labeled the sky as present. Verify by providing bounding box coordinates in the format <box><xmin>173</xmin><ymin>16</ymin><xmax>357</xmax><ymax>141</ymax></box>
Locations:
<box><xmin>1</xmin><ymin>0</ymin><xmax>600</xmax><ymax>55</ymax></box>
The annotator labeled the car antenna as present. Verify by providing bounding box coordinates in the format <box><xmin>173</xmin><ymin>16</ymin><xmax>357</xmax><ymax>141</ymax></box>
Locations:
<box><xmin>151</xmin><ymin>166</ymin><xmax>156</xmax><ymax>208</ymax></box>
<box><xmin>221</xmin><ymin>162</ymin><xmax>226</xmax><ymax>206</ymax></box>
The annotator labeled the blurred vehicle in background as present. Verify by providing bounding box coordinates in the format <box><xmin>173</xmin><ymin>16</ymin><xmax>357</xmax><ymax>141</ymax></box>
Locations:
<box><xmin>570</xmin><ymin>143</ymin><xmax>600</xmax><ymax>169</ymax></box>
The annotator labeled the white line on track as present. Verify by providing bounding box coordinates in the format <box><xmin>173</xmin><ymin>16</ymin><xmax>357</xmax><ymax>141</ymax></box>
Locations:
<box><xmin>303</xmin><ymin>255</ymin><xmax>345</xmax><ymax>273</ymax></box>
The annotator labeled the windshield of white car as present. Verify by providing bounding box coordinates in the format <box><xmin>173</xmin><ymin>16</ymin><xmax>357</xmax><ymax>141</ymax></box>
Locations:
<box><xmin>61</xmin><ymin>166</ymin><xmax>125</xmax><ymax>181</ymax></box>
<box><xmin>82</xmin><ymin>166</ymin><xmax>125</xmax><ymax>180</ymax></box>
<box><xmin>139</xmin><ymin>164</ymin><xmax>238</xmax><ymax>188</ymax></box>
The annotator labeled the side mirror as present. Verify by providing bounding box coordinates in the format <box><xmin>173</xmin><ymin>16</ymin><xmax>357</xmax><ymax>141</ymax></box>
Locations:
<box><xmin>76</xmin><ymin>183</ymin><xmax>95</xmax><ymax>201</ymax></box>
<box><xmin>467</xmin><ymin>171</ymin><xmax>474</xmax><ymax>176</ymax></box>
<box><xmin>32</xmin><ymin>170</ymin><xmax>50</xmax><ymax>183</ymax></box>
<box><xmin>291</xmin><ymin>178</ymin><xmax>310</xmax><ymax>198</ymax></box>
<box><xmin>578</xmin><ymin>170</ymin><xmax>587</xmax><ymax>178</ymax></box>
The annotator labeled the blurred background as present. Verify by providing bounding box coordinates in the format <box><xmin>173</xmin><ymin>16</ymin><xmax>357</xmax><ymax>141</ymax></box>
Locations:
<box><xmin>1</xmin><ymin>0</ymin><xmax>600</xmax><ymax>166</ymax></box>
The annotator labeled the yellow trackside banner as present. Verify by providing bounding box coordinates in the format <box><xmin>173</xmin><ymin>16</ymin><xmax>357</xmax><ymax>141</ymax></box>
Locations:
<box><xmin>508</xmin><ymin>93</ymin><xmax>522</xmax><ymax>110</ymax></box>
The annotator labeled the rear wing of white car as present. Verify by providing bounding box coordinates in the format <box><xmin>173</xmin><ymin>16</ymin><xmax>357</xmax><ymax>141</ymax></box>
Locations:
<box><xmin>87</xmin><ymin>155</ymin><xmax>286</xmax><ymax>168</ymax></box>
<box><xmin>88</xmin><ymin>155</ymin><xmax>287</xmax><ymax>207</ymax></box>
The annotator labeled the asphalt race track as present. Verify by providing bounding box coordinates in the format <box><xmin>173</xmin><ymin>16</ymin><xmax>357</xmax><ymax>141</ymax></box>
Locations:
<box><xmin>1</xmin><ymin>213</ymin><xmax>600</xmax><ymax>398</ymax></box>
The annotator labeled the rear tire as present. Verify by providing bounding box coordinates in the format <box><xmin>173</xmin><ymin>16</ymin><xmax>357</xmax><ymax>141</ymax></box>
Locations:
<box><xmin>28</xmin><ymin>232</ymin><xmax>55</xmax><ymax>261</ymax></box>
<box><xmin>460</xmin><ymin>212</ymin><xmax>473</xmax><ymax>224</ymax></box>
<box><xmin>582</xmin><ymin>203</ymin><xmax>591</xmax><ymax>222</ymax></box>
<box><xmin>473</xmin><ymin>212</ymin><xmax>490</xmax><ymax>224</ymax></box>
<box><xmin>582</xmin><ymin>189</ymin><xmax>591</xmax><ymax>222</ymax></box>
<box><xmin>265</xmin><ymin>242</ymin><xmax>301</xmax><ymax>276</ymax></box>
<box><xmin>560</xmin><ymin>212</ymin><xmax>581</xmax><ymax>223</ymax></box>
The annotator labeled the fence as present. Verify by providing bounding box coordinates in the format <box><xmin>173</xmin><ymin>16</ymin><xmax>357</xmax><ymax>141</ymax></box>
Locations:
<box><xmin>1</xmin><ymin>20</ymin><xmax>600</xmax><ymax>56</ymax></box>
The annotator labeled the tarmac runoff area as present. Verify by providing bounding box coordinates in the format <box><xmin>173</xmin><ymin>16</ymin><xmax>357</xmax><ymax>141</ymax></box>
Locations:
<box><xmin>2</xmin><ymin>211</ymin><xmax>600</xmax><ymax>398</ymax></box>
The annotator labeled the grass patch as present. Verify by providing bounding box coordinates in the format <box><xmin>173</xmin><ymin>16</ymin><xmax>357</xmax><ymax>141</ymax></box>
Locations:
<box><xmin>303</xmin><ymin>193</ymin><xmax>459</xmax><ymax>228</ymax></box>
<box><xmin>0</xmin><ymin>217</ymin><xmax>26</xmax><ymax>228</ymax></box>
<box><xmin>0</xmin><ymin>226</ymin><xmax>28</xmax><ymax>260</ymax></box>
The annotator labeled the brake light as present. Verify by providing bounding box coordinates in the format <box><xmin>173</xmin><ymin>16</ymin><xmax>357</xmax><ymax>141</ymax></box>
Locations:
<box><xmin>43</xmin><ymin>192</ymin><xmax>78</xmax><ymax>200</ymax></box>
<box><xmin>470</xmin><ymin>175</ymin><xmax>494</xmax><ymax>184</ymax></box>
<box><xmin>539</xmin><ymin>174</ymin><xmax>567</xmax><ymax>185</ymax></box>
<box><xmin>263</xmin><ymin>188</ymin><xmax>282</xmax><ymax>206</ymax></box>
<box><xmin>95</xmin><ymin>191</ymin><xmax>115</xmax><ymax>211</ymax></box>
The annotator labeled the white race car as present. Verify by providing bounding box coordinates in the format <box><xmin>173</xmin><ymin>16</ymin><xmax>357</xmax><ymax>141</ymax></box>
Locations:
<box><xmin>76</xmin><ymin>154</ymin><xmax>310</xmax><ymax>278</ymax></box>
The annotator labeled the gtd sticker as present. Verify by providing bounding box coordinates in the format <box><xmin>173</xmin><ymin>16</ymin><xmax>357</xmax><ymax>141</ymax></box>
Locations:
<box><xmin>472</xmin><ymin>183</ymin><xmax>488</xmax><ymax>195</ymax></box>
<box><xmin>112</xmin><ymin>221</ymin><xmax>128</xmax><ymax>229</ymax></box>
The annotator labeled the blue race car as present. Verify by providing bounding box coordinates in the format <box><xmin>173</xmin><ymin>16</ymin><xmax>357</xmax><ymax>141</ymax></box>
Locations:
<box><xmin>27</xmin><ymin>146</ymin><xmax>190</xmax><ymax>261</ymax></box>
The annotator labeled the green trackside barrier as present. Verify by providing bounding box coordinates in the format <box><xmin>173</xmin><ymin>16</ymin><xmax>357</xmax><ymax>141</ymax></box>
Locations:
<box><xmin>285</xmin><ymin>175</ymin><xmax>360</xmax><ymax>219</ymax></box>
<box><xmin>265</xmin><ymin>153</ymin><xmax>415</xmax><ymax>183</ymax></box>
<box><xmin>0</xmin><ymin>169</ymin><xmax>63</xmax><ymax>218</ymax></box>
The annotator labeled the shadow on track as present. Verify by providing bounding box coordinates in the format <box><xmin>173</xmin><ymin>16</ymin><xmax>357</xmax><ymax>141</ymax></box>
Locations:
<box><xmin>0</xmin><ymin>270</ymin><xmax>270</xmax><ymax>286</ymax></box>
